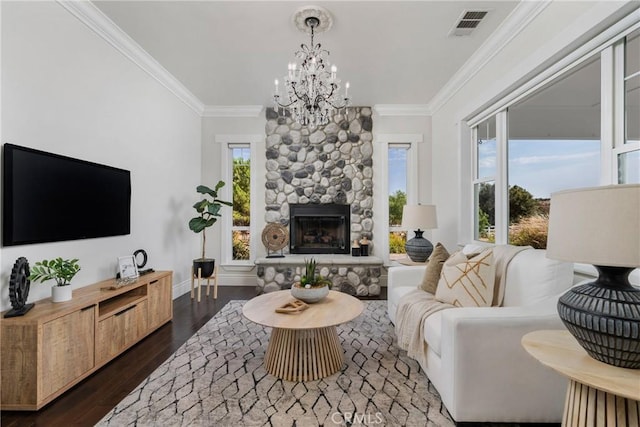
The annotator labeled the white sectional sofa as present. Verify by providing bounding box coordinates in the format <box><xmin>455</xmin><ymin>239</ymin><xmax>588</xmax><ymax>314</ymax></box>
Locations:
<box><xmin>387</xmin><ymin>246</ymin><xmax>575</xmax><ymax>423</ymax></box>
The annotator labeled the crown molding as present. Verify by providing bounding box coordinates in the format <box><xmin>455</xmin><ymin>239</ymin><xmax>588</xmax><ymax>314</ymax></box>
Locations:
<box><xmin>373</xmin><ymin>104</ymin><xmax>431</xmax><ymax>117</ymax></box>
<box><xmin>202</xmin><ymin>105</ymin><xmax>264</xmax><ymax>118</ymax></box>
<box><xmin>427</xmin><ymin>0</ymin><xmax>551</xmax><ymax>115</ymax></box>
<box><xmin>57</xmin><ymin>0</ymin><xmax>205</xmax><ymax>116</ymax></box>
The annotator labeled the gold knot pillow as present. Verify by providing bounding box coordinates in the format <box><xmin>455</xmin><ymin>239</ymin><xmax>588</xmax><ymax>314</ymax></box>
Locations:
<box><xmin>419</xmin><ymin>242</ymin><xmax>450</xmax><ymax>294</ymax></box>
<box><xmin>435</xmin><ymin>249</ymin><xmax>495</xmax><ymax>307</ymax></box>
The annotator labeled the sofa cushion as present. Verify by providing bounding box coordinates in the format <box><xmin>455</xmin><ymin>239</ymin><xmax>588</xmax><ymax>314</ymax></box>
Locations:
<box><xmin>435</xmin><ymin>249</ymin><xmax>496</xmax><ymax>307</ymax></box>
<box><xmin>419</xmin><ymin>242</ymin><xmax>450</xmax><ymax>294</ymax></box>
<box><xmin>502</xmin><ymin>249</ymin><xmax>574</xmax><ymax>307</ymax></box>
<box><xmin>423</xmin><ymin>310</ymin><xmax>443</xmax><ymax>357</ymax></box>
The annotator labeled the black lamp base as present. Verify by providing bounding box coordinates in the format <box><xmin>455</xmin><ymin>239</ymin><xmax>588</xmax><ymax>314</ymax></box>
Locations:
<box><xmin>404</xmin><ymin>229</ymin><xmax>434</xmax><ymax>263</ymax></box>
<box><xmin>557</xmin><ymin>265</ymin><xmax>640</xmax><ymax>369</ymax></box>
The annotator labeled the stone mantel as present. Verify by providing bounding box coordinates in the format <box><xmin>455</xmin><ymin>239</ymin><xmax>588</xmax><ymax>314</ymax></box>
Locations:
<box><xmin>256</xmin><ymin>255</ymin><xmax>383</xmax><ymax>296</ymax></box>
<box><xmin>256</xmin><ymin>255</ymin><xmax>383</xmax><ymax>266</ymax></box>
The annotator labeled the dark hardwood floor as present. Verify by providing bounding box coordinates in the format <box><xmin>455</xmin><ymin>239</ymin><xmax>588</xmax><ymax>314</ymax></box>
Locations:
<box><xmin>1</xmin><ymin>286</ymin><xmax>388</xmax><ymax>427</ymax></box>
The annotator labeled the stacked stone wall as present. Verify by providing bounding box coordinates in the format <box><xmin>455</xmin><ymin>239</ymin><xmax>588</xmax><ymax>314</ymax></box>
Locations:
<box><xmin>259</xmin><ymin>106</ymin><xmax>378</xmax><ymax>295</ymax></box>
<box><xmin>264</xmin><ymin>106</ymin><xmax>373</xmax><ymax>243</ymax></box>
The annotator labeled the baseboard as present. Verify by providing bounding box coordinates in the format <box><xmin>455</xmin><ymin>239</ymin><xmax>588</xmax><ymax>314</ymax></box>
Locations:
<box><xmin>172</xmin><ymin>278</ymin><xmax>192</xmax><ymax>299</ymax></box>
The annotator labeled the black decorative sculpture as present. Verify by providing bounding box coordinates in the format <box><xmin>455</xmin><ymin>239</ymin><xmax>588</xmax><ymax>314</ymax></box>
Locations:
<box><xmin>4</xmin><ymin>257</ymin><xmax>35</xmax><ymax>318</ymax></box>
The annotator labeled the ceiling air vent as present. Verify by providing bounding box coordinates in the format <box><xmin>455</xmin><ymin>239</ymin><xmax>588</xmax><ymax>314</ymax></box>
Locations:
<box><xmin>449</xmin><ymin>10</ymin><xmax>489</xmax><ymax>37</ymax></box>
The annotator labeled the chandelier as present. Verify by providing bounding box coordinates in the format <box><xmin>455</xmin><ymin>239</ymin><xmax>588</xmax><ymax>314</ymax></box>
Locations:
<box><xmin>273</xmin><ymin>7</ymin><xmax>350</xmax><ymax>129</ymax></box>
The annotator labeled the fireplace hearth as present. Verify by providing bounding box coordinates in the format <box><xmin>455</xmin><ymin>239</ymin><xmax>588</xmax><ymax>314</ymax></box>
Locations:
<box><xmin>290</xmin><ymin>204</ymin><xmax>350</xmax><ymax>254</ymax></box>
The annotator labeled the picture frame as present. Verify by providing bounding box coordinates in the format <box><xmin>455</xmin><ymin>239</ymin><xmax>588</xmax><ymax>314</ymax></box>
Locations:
<box><xmin>118</xmin><ymin>255</ymin><xmax>139</xmax><ymax>280</ymax></box>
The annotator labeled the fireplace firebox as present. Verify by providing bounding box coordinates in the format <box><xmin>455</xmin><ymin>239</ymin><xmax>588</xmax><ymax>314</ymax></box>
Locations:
<box><xmin>290</xmin><ymin>204</ymin><xmax>350</xmax><ymax>254</ymax></box>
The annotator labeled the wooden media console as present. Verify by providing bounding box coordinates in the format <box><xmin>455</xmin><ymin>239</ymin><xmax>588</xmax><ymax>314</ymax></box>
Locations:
<box><xmin>0</xmin><ymin>271</ymin><xmax>173</xmax><ymax>410</ymax></box>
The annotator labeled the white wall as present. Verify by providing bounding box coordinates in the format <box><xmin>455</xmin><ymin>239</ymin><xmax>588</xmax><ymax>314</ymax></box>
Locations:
<box><xmin>1</xmin><ymin>1</ymin><xmax>201</xmax><ymax>311</ymax></box>
<box><xmin>430</xmin><ymin>1</ymin><xmax>637</xmax><ymax>250</ymax></box>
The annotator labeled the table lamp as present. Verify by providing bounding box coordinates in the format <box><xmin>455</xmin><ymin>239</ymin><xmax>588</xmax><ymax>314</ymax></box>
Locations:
<box><xmin>401</xmin><ymin>204</ymin><xmax>438</xmax><ymax>263</ymax></box>
<box><xmin>547</xmin><ymin>184</ymin><xmax>640</xmax><ymax>368</ymax></box>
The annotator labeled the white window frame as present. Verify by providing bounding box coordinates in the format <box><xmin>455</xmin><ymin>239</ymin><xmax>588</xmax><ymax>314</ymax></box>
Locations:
<box><xmin>615</xmin><ymin>30</ymin><xmax>640</xmax><ymax>183</ymax></box>
<box><xmin>388</xmin><ymin>142</ymin><xmax>412</xmax><ymax>232</ymax></box>
<box><xmin>374</xmin><ymin>134</ymin><xmax>422</xmax><ymax>264</ymax></box>
<box><xmin>217</xmin><ymin>134</ymin><xmax>262</xmax><ymax>266</ymax></box>
<box><xmin>471</xmin><ymin>119</ymin><xmax>498</xmax><ymax>242</ymax></box>
<box><xmin>465</xmin><ymin>16</ymin><xmax>640</xmax><ymax>245</ymax></box>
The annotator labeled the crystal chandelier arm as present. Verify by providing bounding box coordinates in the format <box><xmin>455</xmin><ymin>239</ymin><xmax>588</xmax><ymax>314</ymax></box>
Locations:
<box><xmin>275</xmin><ymin>80</ymin><xmax>311</xmax><ymax>108</ymax></box>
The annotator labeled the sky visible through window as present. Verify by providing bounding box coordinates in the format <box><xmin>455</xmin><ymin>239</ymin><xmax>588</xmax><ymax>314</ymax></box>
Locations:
<box><xmin>477</xmin><ymin>139</ymin><xmax>601</xmax><ymax>198</ymax></box>
<box><xmin>388</xmin><ymin>148</ymin><xmax>407</xmax><ymax>194</ymax></box>
<box><xmin>234</xmin><ymin>148</ymin><xmax>250</xmax><ymax>161</ymax></box>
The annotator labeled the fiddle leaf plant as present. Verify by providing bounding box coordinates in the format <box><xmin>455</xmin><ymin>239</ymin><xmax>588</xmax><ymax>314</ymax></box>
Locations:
<box><xmin>188</xmin><ymin>180</ymin><xmax>232</xmax><ymax>260</ymax></box>
<box><xmin>29</xmin><ymin>258</ymin><xmax>80</xmax><ymax>287</ymax></box>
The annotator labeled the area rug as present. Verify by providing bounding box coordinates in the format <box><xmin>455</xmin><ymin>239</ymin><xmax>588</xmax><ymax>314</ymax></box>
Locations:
<box><xmin>97</xmin><ymin>300</ymin><xmax>454</xmax><ymax>427</ymax></box>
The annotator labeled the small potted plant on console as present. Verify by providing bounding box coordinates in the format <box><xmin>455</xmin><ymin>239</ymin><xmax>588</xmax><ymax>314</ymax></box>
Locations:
<box><xmin>29</xmin><ymin>257</ymin><xmax>81</xmax><ymax>302</ymax></box>
<box><xmin>291</xmin><ymin>258</ymin><xmax>332</xmax><ymax>303</ymax></box>
<box><xmin>188</xmin><ymin>180</ymin><xmax>232</xmax><ymax>278</ymax></box>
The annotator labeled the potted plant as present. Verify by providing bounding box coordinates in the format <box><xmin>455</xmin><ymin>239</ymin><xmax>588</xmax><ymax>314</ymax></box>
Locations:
<box><xmin>29</xmin><ymin>258</ymin><xmax>80</xmax><ymax>303</ymax></box>
<box><xmin>291</xmin><ymin>258</ymin><xmax>332</xmax><ymax>303</ymax></box>
<box><xmin>188</xmin><ymin>180</ymin><xmax>232</xmax><ymax>278</ymax></box>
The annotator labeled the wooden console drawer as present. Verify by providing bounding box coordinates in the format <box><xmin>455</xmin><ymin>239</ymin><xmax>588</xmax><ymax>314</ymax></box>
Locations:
<box><xmin>96</xmin><ymin>300</ymin><xmax>148</xmax><ymax>366</ymax></box>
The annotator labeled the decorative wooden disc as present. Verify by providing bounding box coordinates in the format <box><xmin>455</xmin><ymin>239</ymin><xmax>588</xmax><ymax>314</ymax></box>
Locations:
<box><xmin>262</xmin><ymin>223</ymin><xmax>289</xmax><ymax>251</ymax></box>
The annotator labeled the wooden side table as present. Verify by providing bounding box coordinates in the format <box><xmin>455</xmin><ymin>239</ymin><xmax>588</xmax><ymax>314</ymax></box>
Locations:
<box><xmin>522</xmin><ymin>330</ymin><xmax>640</xmax><ymax>427</ymax></box>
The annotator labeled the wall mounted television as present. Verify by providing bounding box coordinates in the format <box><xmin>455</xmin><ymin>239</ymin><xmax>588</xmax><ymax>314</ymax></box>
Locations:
<box><xmin>2</xmin><ymin>143</ymin><xmax>131</xmax><ymax>246</ymax></box>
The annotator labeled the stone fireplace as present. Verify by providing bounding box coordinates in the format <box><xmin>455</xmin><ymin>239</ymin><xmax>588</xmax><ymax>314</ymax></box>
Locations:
<box><xmin>257</xmin><ymin>106</ymin><xmax>381</xmax><ymax>296</ymax></box>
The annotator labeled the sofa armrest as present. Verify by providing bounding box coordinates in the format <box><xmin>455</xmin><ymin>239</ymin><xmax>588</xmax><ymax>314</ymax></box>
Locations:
<box><xmin>437</xmin><ymin>299</ymin><xmax>568</xmax><ymax>422</ymax></box>
<box><xmin>388</xmin><ymin>266</ymin><xmax>425</xmax><ymax>289</ymax></box>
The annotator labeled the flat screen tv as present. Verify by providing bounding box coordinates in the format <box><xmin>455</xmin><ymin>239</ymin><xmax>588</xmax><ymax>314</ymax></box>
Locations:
<box><xmin>2</xmin><ymin>143</ymin><xmax>131</xmax><ymax>246</ymax></box>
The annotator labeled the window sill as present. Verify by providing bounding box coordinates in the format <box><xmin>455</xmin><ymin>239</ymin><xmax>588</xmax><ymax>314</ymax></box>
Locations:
<box><xmin>220</xmin><ymin>262</ymin><xmax>255</xmax><ymax>272</ymax></box>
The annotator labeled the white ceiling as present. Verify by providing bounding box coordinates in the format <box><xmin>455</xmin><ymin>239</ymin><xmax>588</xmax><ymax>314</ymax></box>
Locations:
<box><xmin>93</xmin><ymin>1</ymin><xmax>520</xmax><ymax>108</ymax></box>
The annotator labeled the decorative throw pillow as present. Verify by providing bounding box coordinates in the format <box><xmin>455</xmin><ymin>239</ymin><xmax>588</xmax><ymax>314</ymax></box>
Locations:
<box><xmin>419</xmin><ymin>243</ymin><xmax>450</xmax><ymax>294</ymax></box>
<box><xmin>435</xmin><ymin>249</ymin><xmax>496</xmax><ymax>307</ymax></box>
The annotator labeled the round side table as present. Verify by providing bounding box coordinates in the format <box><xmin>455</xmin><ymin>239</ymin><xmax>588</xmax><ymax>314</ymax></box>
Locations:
<box><xmin>522</xmin><ymin>330</ymin><xmax>640</xmax><ymax>427</ymax></box>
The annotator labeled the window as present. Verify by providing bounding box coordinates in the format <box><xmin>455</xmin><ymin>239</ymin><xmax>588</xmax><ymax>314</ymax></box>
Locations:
<box><xmin>377</xmin><ymin>134</ymin><xmax>421</xmax><ymax>263</ymax></box>
<box><xmin>618</xmin><ymin>28</ymin><xmax>640</xmax><ymax>183</ymax></box>
<box><xmin>231</xmin><ymin>145</ymin><xmax>250</xmax><ymax>261</ymax></box>
<box><xmin>507</xmin><ymin>56</ymin><xmax>601</xmax><ymax>248</ymax></box>
<box><xmin>468</xmin><ymin>18</ymin><xmax>639</xmax><ymax>247</ymax></box>
<box><xmin>624</xmin><ymin>29</ymin><xmax>639</xmax><ymax>146</ymax></box>
<box><xmin>389</xmin><ymin>144</ymin><xmax>409</xmax><ymax>259</ymax></box>
<box><xmin>473</xmin><ymin>116</ymin><xmax>496</xmax><ymax>242</ymax></box>
<box><xmin>217</xmin><ymin>135</ymin><xmax>260</xmax><ymax>266</ymax></box>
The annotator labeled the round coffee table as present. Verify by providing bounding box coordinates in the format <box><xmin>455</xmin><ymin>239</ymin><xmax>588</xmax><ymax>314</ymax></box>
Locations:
<box><xmin>242</xmin><ymin>290</ymin><xmax>364</xmax><ymax>382</ymax></box>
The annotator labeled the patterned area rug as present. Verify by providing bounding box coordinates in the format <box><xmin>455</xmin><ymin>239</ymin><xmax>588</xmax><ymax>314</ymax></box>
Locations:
<box><xmin>97</xmin><ymin>300</ymin><xmax>454</xmax><ymax>427</ymax></box>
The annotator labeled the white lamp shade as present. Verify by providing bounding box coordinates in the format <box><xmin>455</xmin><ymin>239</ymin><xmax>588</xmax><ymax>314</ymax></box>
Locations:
<box><xmin>547</xmin><ymin>184</ymin><xmax>640</xmax><ymax>267</ymax></box>
<box><xmin>401</xmin><ymin>204</ymin><xmax>438</xmax><ymax>230</ymax></box>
